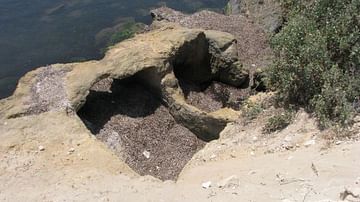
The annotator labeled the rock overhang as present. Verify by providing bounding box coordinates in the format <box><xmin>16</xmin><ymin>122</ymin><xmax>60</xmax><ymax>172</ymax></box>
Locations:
<box><xmin>1</xmin><ymin>23</ymin><xmax>245</xmax><ymax>122</ymax></box>
<box><xmin>0</xmin><ymin>23</ymin><xmax>249</xmax><ymax>180</ymax></box>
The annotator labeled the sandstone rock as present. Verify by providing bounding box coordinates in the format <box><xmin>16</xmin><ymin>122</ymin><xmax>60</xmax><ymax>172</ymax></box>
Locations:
<box><xmin>202</xmin><ymin>181</ymin><xmax>212</xmax><ymax>189</ymax></box>
<box><xmin>335</xmin><ymin>141</ymin><xmax>343</xmax><ymax>145</ymax></box>
<box><xmin>248</xmin><ymin>170</ymin><xmax>257</xmax><ymax>175</ymax></box>
<box><xmin>217</xmin><ymin>175</ymin><xmax>240</xmax><ymax>189</ymax></box>
<box><xmin>38</xmin><ymin>145</ymin><xmax>45</xmax><ymax>151</ymax></box>
<box><xmin>150</xmin><ymin>7</ymin><xmax>272</xmax><ymax>72</ymax></box>
<box><xmin>0</xmin><ymin>23</ymin><xmax>242</xmax><ymax>146</ymax></box>
<box><xmin>68</xmin><ymin>148</ymin><xmax>75</xmax><ymax>154</ymax></box>
<box><xmin>143</xmin><ymin>151</ymin><xmax>150</xmax><ymax>159</ymax></box>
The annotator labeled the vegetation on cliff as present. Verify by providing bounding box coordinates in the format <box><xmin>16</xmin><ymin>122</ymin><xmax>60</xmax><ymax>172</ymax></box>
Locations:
<box><xmin>97</xmin><ymin>20</ymin><xmax>145</xmax><ymax>55</ymax></box>
<box><xmin>267</xmin><ymin>0</ymin><xmax>360</xmax><ymax>127</ymax></box>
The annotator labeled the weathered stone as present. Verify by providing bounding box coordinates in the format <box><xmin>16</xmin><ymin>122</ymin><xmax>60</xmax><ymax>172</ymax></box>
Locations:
<box><xmin>217</xmin><ymin>175</ymin><xmax>240</xmax><ymax>189</ymax></box>
<box><xmin>38</xmin><ymin>145</ymin><xmax>45</xmax><ymax>151</ymax></box>
<box><xmin>0</xmin><ymin>23</ymin><xmax>241</xmax><ymax>141</ymax></box>
<box><xmin>150</xmin><ymin>7</ymin><xmax>272</xmax><ymax>72</ymax></box>
<box><xmin>201</xmin><ymin>181</ymin><xmax>212</xmax><ymax>189</ymax></box>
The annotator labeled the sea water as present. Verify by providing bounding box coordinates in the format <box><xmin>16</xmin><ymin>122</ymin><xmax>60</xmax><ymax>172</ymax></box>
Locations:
<box><xmin>0</xmin><ymin>0</ymin><xmax>227</xmax><ymax>98</ymax></box>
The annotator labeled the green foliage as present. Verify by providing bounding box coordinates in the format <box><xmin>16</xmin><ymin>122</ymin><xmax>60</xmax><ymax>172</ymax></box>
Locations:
<box><xmin>278</xmin><ymin>0</ymin><xmax>312</xmax><ymax>18</ymax></box>
<box><xmin>107</xmin><ymin>22</ymin><xmax>141</xmax><ymax>46</ymax></box>
<box><xmin>263</xmin><ymin>110</ymin><xmax>294</xmax><ymax>133</ymax></box>
<box><xmin>100</xmin><ymin>22</ymin><xmax>144</xmax><ymax>54</ymax></box>
<box><xmin>268</xmin><ymin>0</ymin><xmax>360</xmax><ymax>127</ymax></box>
<box><xmin>242</xmin><ymin>101</ymin><xmax>264</xmax><ymax>120</ymax></box>
<box><xmin>223</xmin><ymin>2</ymin><xmax>232</xmax><ymax>15</ymax></box>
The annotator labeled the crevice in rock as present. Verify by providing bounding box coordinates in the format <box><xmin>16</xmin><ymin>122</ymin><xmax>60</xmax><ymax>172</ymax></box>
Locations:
<box><xmin>179</xmin><ymin>80</ymin><xmax>248</xmax><ymax>112</ymax></box>
<box><xmin>77</xmin><ymin>73</ymin><xmax>206</xmax><ymax>181</ymax></box>
<box><xmin>172</xmin><ymin>33</ymin><xmax>213</xmax><ymax>85</ymax></box>
<box><xmin>76</xmin><ymin>34</ymin><xmax>247</xmax><ymax>181</ymax></box>
<box><xmin>171</xmin><ymin>33</ymin><xmax>249</xmax><ymax>112</ymax></box>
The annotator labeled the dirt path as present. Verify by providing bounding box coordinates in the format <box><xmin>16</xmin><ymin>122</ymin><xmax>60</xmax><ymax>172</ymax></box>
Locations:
<box><xmin>1</xmin><ymin>139</ymin><xmax>359</xmax><ymax>201</ymax></box>
<box><xmin>1</xmin><ymin>109</ymin><xmax>359</xmax><ymax>201</ymax></box>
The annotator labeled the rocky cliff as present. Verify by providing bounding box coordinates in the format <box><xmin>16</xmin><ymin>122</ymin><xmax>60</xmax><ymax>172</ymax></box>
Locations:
<box><xmin>0</xmin><ymin>23</ymin><xmax>249</xmax><ymax>180</ymax></box>
<box><xmin>1</xmin><ymin>6</ymin><xmax>359</xmax><ymax>202</ymax></box>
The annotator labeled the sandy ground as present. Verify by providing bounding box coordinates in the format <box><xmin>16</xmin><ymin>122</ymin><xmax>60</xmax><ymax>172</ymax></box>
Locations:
<box><xmin>1</xmin><ymin>109</ymin><xmax>359</xmax><ymax>202</ymax></box>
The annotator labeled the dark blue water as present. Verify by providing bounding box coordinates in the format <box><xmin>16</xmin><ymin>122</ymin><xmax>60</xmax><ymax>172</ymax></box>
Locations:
<box><xmin>0</xmin><ymin>0</ymin><xmax>227</xmax><ymax>98</ymax></box>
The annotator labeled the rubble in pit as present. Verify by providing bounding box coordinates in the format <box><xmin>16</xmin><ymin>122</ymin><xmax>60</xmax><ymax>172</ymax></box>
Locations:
<box><xmin>77</xmin><ymin>77</ymin><xmax>205</xmax><ymax>181</ymax></box>
<box><xmin>0</xmin><ymin>22</ymin><xmax>267</xmax><ymax>182</ymax></box>
<box><xmin>179</xmin><ymin>80</ymin><xmax>249</xmax><ymax>113</ymax></box>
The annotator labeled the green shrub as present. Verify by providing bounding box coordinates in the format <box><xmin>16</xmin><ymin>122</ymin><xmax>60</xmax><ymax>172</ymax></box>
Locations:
<box><xmin>242</xmin><ymin>101</ymin><xmax>264</xmax><ymax>120</ymax></box>
<box><xmin>263</xmin><ymin>110</ymin><xmax>294</xmax><ymax>133</ymax></box>
<box><xmin>267</xmin><ymin>0</ymin><xmax>360</xmax><ymax>127</ymax></box>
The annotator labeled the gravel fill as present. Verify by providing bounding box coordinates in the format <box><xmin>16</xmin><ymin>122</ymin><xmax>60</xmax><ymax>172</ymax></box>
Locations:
<box><xmin>180</xmin><ymin>80</ymin><xmax>249</xmax><ymax>112</ymax></box>
<box><xmin>151</xmin><ymin>7</ymin><xmax>272</xmax><ymax>69</ymax></box>
<box><xmin>78</xmin><ymin>78</ymin><xmax>205</xmax><ymax>181</ymax></box>
<box><xmin>23</xmin><ymin>65</ymin><xmax>71</xmax><ymax>116</ymax></box>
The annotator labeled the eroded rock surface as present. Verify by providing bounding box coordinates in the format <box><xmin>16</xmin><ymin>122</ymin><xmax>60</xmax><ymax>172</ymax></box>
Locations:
<box><xmin>1</xmin><ymin>9</ymin><xmax>359</xmax><ymax>201</ymax></box>
<box><xmin>0</xmin><ymin>23</ymin><xmax>243</xmax><ymax>180</ymax></box>
<box><xmin>23</xmin><ymin>65</ymin><xmax>72</xmax><ymax>116</ymax></box>
<box><xmin>150</xmin><ymin>7</ymin><xmax>273</xmax><ymax>71</ymax></box>
<box><xmin>78</xmin><ymin>79</ymin><xmax>205</xmax><ymax>180</ymax></box>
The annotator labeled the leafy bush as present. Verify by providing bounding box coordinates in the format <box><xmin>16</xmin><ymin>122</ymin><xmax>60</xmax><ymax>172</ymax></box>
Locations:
<box><xmin>242</xmin><ymin>101</ymin><xmax>264</xmax><ymax>120</ymax></box>
<box><xmin>263</xmin><ymin>110</ymin><xmax>294</xmax><ymax>133</ymax></box>
<box><xmin>267</xmin><ymin>0</ymin><xmax>360</xmax><ymax>127</ymax></box>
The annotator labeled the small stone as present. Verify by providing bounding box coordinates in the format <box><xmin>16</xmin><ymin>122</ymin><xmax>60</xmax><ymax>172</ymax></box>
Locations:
<box><xmin>143</xmin><ymin>150</ymin><xmax>150</xmax><ymax>159</ymax></box>
<box><xmin>38</xmin><ymin>145</ymin><xmax>45</xmax><ymax>151</ymax></box>
<box><xmin>217</xmin><ymin>175</ymin><xmax>239</xmax><ymax>189</ymax></box>
<box><xmin>281</xmin><ymin>143</ymin><xmax>294</xmax><ymax>150</ymax></box>
<box><xmin>248</xmin><ymin>170</ymin><xmax>257</xmax><ymax>175</ymax></box>
<box><xmin>335</xmin><ymin>141</ymin><xmax>343</xmax><ymax>145</ymax></box>
<box><xmin>111</xmin><ymin>131</ymin><xmax>119</xmax><ymax>136</ymax></box>
<box><xmin>287</xmin><ymin>156</ymin><xmax>294</xmax><ymax>160</ymax></box>
<box><xmin>284</xmin><ymin>136</ymin><xmax>292</xmax><ymax>142</ymax></box>
<box><xmin>252</xmin><ymin>136</ymin><xmax>258</xmax><ymax>141</ymax></box>
<box><xmin>303</xmin><ymin>140</ymin><xmax>316</xmax><ymax>147</ymax></box>
<box><xmin>3</xmin><ymin>122</ymin><xmax>8</xmax><ymax>125</ymax></box>
<box><xmin>355</xmin><ymin>177</ymin><xmax>360</xmax><ymax>185</ymax></box>
<box><xmin>202</xmin><ymin>181</ymin><xmax>212</xmax><ymax>189</ymax></box>
<box><xmin>354</xmin><ymin>116</ymin><xmax>360</xmax><ymax>123</ymax></box>
<box><xmin>68</xmin><ymin>148</ymin><xmax>75</xmax><ymax>154</ymax></box>
<box><xmin>250</xmin><ymin>151</ymin><xmax>255</xmax><ymax>156</ymax></box>
<box><xmin>210</xmin><ymin>154</ymin><xmax>217</xmax><ymax>159</ymax></box>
